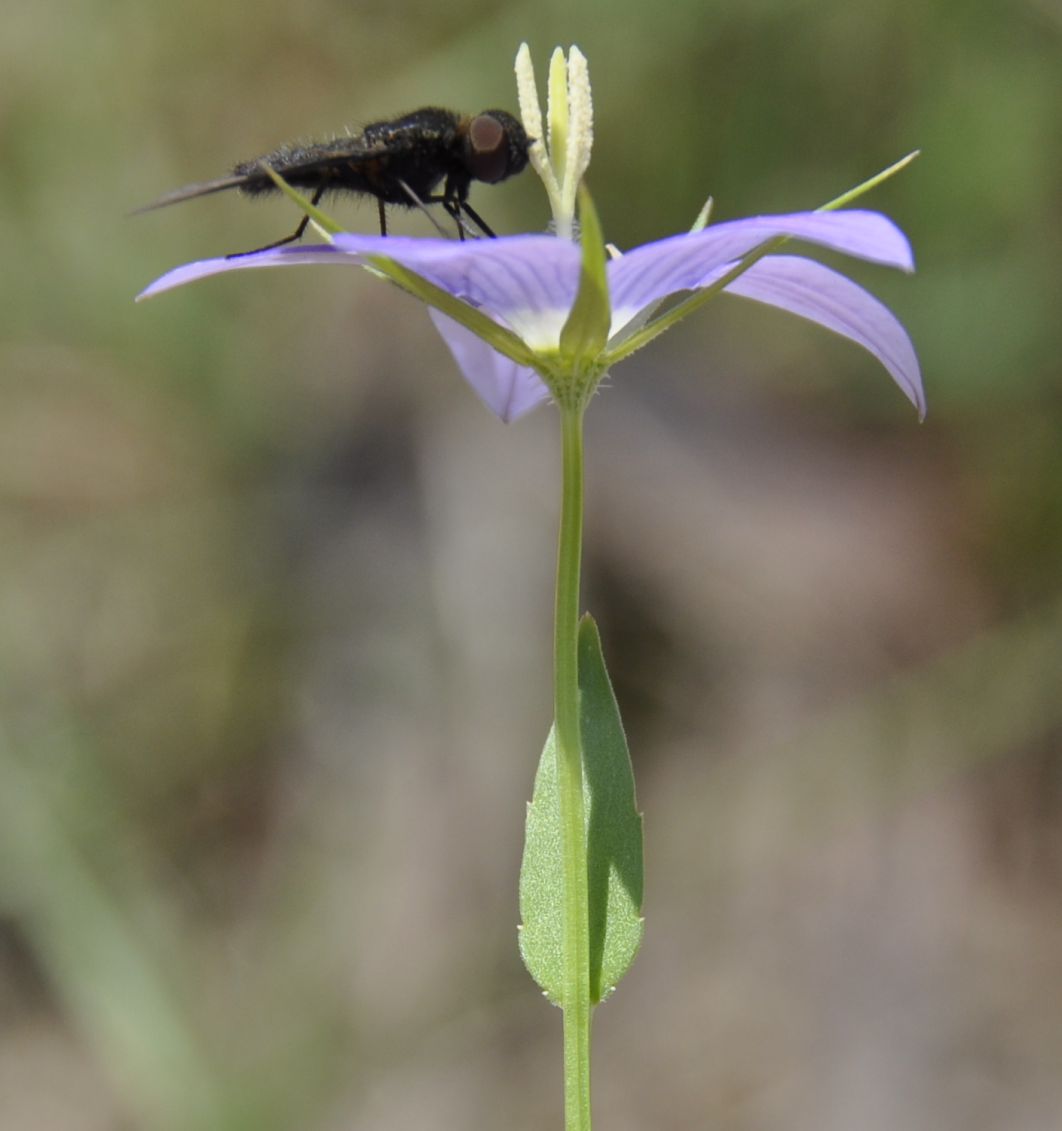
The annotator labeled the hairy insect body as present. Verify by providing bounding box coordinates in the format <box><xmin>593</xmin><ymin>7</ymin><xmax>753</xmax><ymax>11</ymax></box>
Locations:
<box><xmin>140</xmin><ymin>107</ymin><xmax>530</xmax><ymax>250</ymax></box>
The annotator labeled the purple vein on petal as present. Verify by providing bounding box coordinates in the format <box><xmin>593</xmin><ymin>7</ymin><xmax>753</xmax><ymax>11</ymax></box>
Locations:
<box><xmin>335</xmin><ymin>235</ymin><xmax>583</xmax><ymax>347</ymax></box>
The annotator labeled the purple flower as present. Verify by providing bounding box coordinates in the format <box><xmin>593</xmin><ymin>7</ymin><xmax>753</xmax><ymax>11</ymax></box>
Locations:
<box><xmin>138</xmin><ymin>207</ymin><xmax>923</xmax><ymax>423</ymax></box>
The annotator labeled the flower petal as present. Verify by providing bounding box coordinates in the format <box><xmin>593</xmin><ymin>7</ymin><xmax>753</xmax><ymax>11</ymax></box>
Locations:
<box><xmin>138</xmin><ymin>233</ymin><xmax>556</xmax><ymax>422</ymax></box>
<box><xmin>139</xmin><ymin>234</ymin><xmax>585</xmax><ymax>356</ymax></box>
<box><xmin>608</xmin><ymin>210</ymin><xmax>914</xmax><ymax>332</ymax></box>
<box><xmin>136</xmin><ymin>244</ymin><xmax>357</xmax><ymax>300</ymax></box>
<box><xmin>724</xmin><ymin>255</ymin><xmax>925</xmax><ymax>417</ymax></box>
<box><xmin>428</xmin><ymin>309</ymin><xmax>552</xmax><ymax>422</ymax></box>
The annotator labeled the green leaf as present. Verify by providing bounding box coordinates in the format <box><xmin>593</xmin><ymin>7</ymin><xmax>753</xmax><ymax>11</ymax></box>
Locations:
<box><xmin>518</xmin><ymin>723</ymin><xmax>566</xmax><ymax>1004</ymax></box>
<box><xmin>519</xmin><ymin>615</ymin><xmax>644</xmax><ymax>1004</ymax></box>
<box><xmin>558</xmin><ymin>187</ymin><xmax>611</xmax><ymax>362</ymax></box>
<box><xmin>579</xmin><ymin>616</ymin><xmax>644</xmax><ymax>1001</ymax></box>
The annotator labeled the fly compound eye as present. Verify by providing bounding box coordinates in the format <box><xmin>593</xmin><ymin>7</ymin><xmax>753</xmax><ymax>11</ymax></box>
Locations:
<box><xmin>466</xmin><ymin>114</ymin><xmax>511</xmax><ymax>183</ymax></box>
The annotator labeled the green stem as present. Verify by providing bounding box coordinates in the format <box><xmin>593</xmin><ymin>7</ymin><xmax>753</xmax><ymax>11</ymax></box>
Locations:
<box><xmin>554</xmin><ymin>403</ymin><xmax>592</xmax><ymax>1131</ymax></box>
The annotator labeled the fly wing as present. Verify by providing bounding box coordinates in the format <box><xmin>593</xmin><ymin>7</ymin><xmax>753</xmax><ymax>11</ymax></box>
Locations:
<box><xmin>133</xmin><ymin>174</ymin><xmax>249</xmax><ymax>214</ymax></box>
<box><xmin>236</xmin><ymin>134</ymin><xmax>392</xmax><ymax>179</ymax></box>
<box><xmin>133</xmin><ymin>143</ymin><xmax>375</xmax><ymax>216</ymax></box>
<box><xmin>136</xmin><ymin>119</ymin><xmax>437</xmax><ymax>214</ymax></box>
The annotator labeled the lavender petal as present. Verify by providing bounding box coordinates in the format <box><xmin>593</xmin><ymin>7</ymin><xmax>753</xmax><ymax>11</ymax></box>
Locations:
<box><xmin>428</xmin><ymin>309</ymin><xmax>552</xmax><ymax>422</ymax></box>
<box><xmin>725</xmin><ymin>255</ymin><xmax>925</xmax><ymax>417</ymax></box>
<box><xmin>140</xmin><ymin>235</ymin><xmax>584</xmax><ymax>355</ymax></box>
<box><xmin>333</xmin><ymin>235</ymin><xmax>582</xmax><ymax>350</ymax></box>
<box><xmin>136</xmin><ymin>244</ymin><xmax>364</xmax><ymax>300</ymax></box>
<box><xmin>609</xmin><ymin>210</ymin><xmax>914</xmax><ymax>330</ymax></box>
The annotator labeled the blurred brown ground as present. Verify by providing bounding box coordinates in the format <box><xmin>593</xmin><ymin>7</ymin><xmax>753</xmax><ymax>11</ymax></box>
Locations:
<box><xmin>1</xmin><ymin>1</ymin><xmax>1061</xmax><ymax>1128</ymax></box>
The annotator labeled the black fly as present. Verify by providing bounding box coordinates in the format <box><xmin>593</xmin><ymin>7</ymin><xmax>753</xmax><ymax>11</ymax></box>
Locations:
<box><xmin>138</xmin><ymin>108</ymin><xmax>531</xmax><ymax>255</ymax></box>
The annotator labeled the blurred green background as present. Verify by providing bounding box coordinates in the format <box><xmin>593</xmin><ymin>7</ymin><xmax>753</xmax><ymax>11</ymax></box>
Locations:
<box><xmin>2</xmin><ymin>0</ymin><xmax>1061</xmax><ymax>1128</ymax></box>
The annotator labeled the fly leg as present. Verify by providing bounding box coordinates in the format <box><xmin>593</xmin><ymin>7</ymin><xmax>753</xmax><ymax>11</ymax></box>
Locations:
<box><xmin>423</xmin><ymin>193</ymin><xmax>493</xmax><ymax>239</ymax></box>
<box><xmin>458</xmin><ymin>200</ymin><xmax>496</xmax><ymax>239</ymax></box>
<box><xmin>432</xmin><ymin>179</ymin><xmax>496</xmax><ymax>239</ymax></box>
<box><xmin>441</xmin><ymin>196</ymin><xmax>467</xmax><ymax>240</ymax></box>
<box><xmin>396</xmin><ymin>179</ymin><xmax>450</xmax><ymax>237</ymax></box>
<box><xmin>226</xmin><ymin>185</ymin><xmax>326</xmax><ymax>258</ymax></box>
